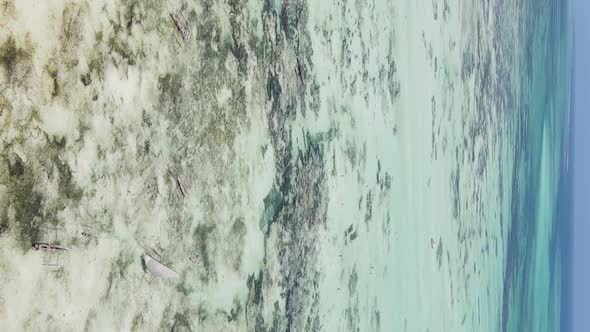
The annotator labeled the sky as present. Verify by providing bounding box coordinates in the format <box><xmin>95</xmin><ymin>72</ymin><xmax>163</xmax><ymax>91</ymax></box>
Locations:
<box><xmin>572</xmin><ymin>0</ymin><xmax>589</xmax><ymax>330</ymax></box>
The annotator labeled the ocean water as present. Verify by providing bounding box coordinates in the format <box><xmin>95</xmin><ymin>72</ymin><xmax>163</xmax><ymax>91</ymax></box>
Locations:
<box><xmin>500</xmin><ymin>0</ymin><xmax>572</xmax><ymax>331</ymax></box>
<box><xmin>0</xmin><ymin>0</ymin><xmax>571</xmax><ymax>331</ymax></box>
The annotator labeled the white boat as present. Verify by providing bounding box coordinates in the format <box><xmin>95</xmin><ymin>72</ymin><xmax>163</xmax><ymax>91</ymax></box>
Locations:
<box><xmin>143</xmin><ymin>254</ymin><xmax>180</xmax><ymax>279</ymax></box>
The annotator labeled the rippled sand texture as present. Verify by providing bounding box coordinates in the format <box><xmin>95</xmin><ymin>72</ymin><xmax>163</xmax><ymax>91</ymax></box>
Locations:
<box><xmin>1</xmin><ymin>0</ymin><xmax>527</xmax><ymax>331</ymax></box>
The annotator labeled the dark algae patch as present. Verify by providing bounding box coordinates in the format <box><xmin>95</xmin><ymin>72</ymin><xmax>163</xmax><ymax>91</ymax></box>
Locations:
<box><xmin>0</xmin><ymin>134</ymin><xmax>84</xmax><ymax>250</ymax></box>
<box><xmin>80</xmin><ymin>72</ymin><xmax>92</xmax><ymax>86</ymax></box>
<box><xmin>51</xmin><ymin>153</ymin><xmax>83</xmax><ymax>201</ymax></box>
<box><xmin>0</xmin><ymin>35</ymin><xmax>33</xmax><ymax>81</ymax></box>
<box><xmin>0</xmin><ymin>153</ymin><xmax>45</xmax><ymax>250</ymax></box>
<box><xmin>436</xmin><ymin>238</ymin><xmax>443</xmax><ymax>269</ymax></box>
<box><xmin>229</xmin><ymin>217</ymin><xmax>246</xmax><ymax>270</ymax></box>
<box><xmin>193</xmin><ymin>224</ymin><xmax>216</xmax><ymax>282</ymax></box>
<box><xmin>171</xmin><ymin>312</ymin><xmax>193</xmax><ymax>332</ymax></box>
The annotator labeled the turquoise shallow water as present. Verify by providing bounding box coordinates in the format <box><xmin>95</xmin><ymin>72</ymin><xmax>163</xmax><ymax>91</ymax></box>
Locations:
<box><xmin>501</xmin><ymin>0</ymin><xmax>571</xmax><ymax>330</ymax></box>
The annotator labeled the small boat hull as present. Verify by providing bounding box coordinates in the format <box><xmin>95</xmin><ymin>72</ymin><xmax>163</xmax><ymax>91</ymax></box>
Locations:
<box><xmin>143</xmin><ymin>254</ymin><xmax>180</xmax><ymax>279</ymax></box>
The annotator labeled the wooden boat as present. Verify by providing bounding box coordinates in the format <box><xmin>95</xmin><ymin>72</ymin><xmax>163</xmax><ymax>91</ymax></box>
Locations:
<box><xmin>170</xmin><ymin>13</ymin><xmax>190</xmax><ymax>43</ymax></box>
